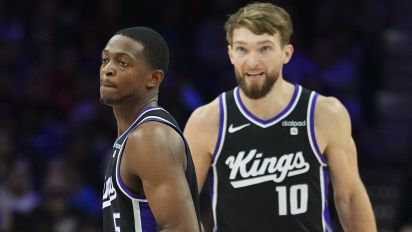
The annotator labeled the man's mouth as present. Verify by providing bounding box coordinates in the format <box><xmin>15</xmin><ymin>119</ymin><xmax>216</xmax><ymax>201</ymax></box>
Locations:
<box><xmin>100</xmin><ymin>81</ymin><xmax>116</xmax><ymax>88</ymax></box>
<box><xmin>245</xmin><ymin>72</ymin><xmax>264</xmax><ymax>78</ymax></box>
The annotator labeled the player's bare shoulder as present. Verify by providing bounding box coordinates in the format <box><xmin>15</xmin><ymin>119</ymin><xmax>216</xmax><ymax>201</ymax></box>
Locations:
<box><xmin>184</xmin><ymin>98</ymin><xmax>220</xmax><ymax>135</ymax></box>
<box><xmin>129</xmin><ymin>121</ymin><xmax>183</xmax><ymax>154</ymax></box>
<box><xmin>315</xmin><ymin>95</ymin><xmax>351</xmax><ymax>126</ymax></box>
<box><xmin>314</xmin><ymin>95</ymin><xmax>352</xmax><ymax>147</ymax></box>
<box><xmin>125</xmin><ymin>121</ymin><xmax>186</xmax><ymax>176</ymax></box>
<box><xmin>184</xmin><ymin>98</ymin><xmax>220</xmax><ymax>155</ymax></box>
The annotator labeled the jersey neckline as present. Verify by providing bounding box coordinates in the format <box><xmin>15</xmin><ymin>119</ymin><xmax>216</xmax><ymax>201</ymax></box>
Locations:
<box><xmin>115</xmin><ymin>105</ymin><xmax>162</xmax><ymax>142</ymax></box>
<box><xmin>234</xmin><ymin>84</ymin><xmax>302</xmax><ymax>128</ymax></box>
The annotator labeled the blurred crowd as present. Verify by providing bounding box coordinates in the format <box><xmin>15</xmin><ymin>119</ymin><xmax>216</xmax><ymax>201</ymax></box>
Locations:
<box><xmin>0</xmin><ymin>0</ymin><xmax>410</xmax><ymax>231</ymax></box>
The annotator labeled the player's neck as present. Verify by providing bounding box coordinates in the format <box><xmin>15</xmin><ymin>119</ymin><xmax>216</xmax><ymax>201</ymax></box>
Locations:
<box><xmin>113</xmin><ymin>95</ymin><xmax>158</xmax><ymax>135</ymax></box>
<box><xmin>239</xmin><ymin>79</ymin><xmax>295</xmax><ymax>121</ymax></box>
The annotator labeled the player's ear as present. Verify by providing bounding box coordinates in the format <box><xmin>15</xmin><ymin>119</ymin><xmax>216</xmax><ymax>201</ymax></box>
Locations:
<box><xmin>147</xmin><ymin>70</ymin><xmax>164</xmax><ymax>88</ymax></box>
<box><xmin>282</xmin><ymin>44</ymin><xmax>294</xmax><ymax>64</ymax></box>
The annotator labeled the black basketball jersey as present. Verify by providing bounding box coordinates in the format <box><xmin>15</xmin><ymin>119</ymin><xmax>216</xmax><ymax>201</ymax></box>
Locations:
<box><xmin>209</xmin><ymin>84</ymin><xmax>332</xmax><ymax>232</ymax></box>
<box><xmin>102</xmin><ymin>106</ymin><xmax>201</xmax><ymax>232</ymax></box>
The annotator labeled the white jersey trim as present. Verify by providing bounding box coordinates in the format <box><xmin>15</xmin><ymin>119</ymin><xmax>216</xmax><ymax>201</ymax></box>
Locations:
<box><xmin>306</xmin><ymin>92</ymin><xmax>327</xmax><ymax>165</ymax></box>
<box><xmin>319</xmin><ymin>166</ymin><xmax>326</xmax><ymax>232</ymax></box>
<box><xmin>307</xmin><ymin>92</ymin><xmax>329</xmax><ymax>232</ymax></box>
<box><xmin>132</xmin><ymin>199</ymin><xmax>143</xmax><ymax>232</ymax></box>
<box><xmin>116</xmin><ymin>107</ymin><xmax>164</xmax><ymax>141</ymax></box>
<box><xmin>211</xmin><ymin>93</ymin><xmax>228</xmax><ymax>232</ymax></box>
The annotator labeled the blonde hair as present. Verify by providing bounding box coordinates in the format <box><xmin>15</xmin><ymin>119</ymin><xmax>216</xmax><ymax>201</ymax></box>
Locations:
<box><xmin>224</xmin><ymin>2</ymin><xmax>293</xmax><ymax>46</ymax></box>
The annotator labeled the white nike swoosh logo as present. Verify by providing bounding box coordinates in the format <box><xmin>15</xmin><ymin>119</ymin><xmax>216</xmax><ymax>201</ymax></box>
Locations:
<box><xmin>228</xmin><ymin>123</ymin><xmax>251</xmax><ymax>133</ymax></box>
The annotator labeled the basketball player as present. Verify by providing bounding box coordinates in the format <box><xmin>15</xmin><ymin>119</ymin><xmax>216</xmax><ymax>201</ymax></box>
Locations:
<box><xmin>184</xmin><ymin>3</ymin><xmax>376</xmax><ymax>231</ymax></box>
<box><xmin>100</xmin><ymin>27</ymin><xmax>201</xmax><ymax>232</ymax></box>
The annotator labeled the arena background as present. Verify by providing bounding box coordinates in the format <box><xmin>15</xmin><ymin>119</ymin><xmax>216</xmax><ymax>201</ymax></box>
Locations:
<box><xmin>0</xmin><ymin>0</ymin><xmax>411</xmax><ymax>231</ymax></box>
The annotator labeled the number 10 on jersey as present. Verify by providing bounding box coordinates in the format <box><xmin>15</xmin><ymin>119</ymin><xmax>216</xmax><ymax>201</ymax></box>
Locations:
<box><xmin>275</xmin><ymin>184</ymin><xmax>308</xmax><ymax>215</ymax></box>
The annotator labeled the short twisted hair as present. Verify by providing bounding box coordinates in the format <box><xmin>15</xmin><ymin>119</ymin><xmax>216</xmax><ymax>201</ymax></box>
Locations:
<box><xmin>115</xmin><ymin>26</ymin><xmax>169</xmax><ymax>74</ymax></box>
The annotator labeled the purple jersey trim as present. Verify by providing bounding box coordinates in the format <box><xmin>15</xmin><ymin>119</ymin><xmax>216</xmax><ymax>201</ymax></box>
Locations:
<box><xmin>235</xmin><ymin>83</ymin><xmax>300</xmax><ymax>125</ymax></box>
<box><xmin>138</xmin><ymin>116</ymin><xmax>188</xmax><ymax>151</ymax></box>
<box><xmin>322</xmin><ymin>167</ymin><xmax>332</xmax><ymax>231</ymax></box>
<box><xmin>212</xmin><ymin>94</ymin><xmax>225</xmax><ymax>162</ymax></box>
<box><xmin>309</xmin><ymin>93</ymin><xmax>327</xmax><ymax>163</ymax></box>
<box><xmin>116</xmin><ymin>115</ymin><xmax>182</xmax><ymax>200</ymax></box>
<box><xmin>116</xmin><ymin>165</ymin><xmax>145</xmax><ymax>199</ymax></box>
<box><xmin>139</xmin><ymin>117</ymin><xmax>180</xmax><ymax>132</ymax></box>
<box><xmin>115</xmin><ymin>105</ymin><xmax>162</xmax><ymax>141</ymax></box>
<box><xmin>138</xmin><ymin>201</ymin><xmax>157</xmax><ymax>231</ymax></box>
<box><xmin>210</xmin><ymin>94</ymin><xmax>225</xmax><ymax>232</ymax></box>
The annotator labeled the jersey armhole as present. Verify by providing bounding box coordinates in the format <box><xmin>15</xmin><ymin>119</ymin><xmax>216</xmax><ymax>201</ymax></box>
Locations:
<box><xmin>307</xmin><ymin>92</ymin><xmax>328</xmax><ymax>165</ymax></box>
<box><xmin>115</xmin><ymin>114</ymin><xmax>182</xmax><ymax>201</ymax></box>
<box><xmin>211</xmin><ymin>93</ymin><xmax>227</xmax><ymax>165</ymax></box>
<box><xmin>115</xmin><ymin>135</ymin><xmax>148</xmax><ymax>200</ymax></box>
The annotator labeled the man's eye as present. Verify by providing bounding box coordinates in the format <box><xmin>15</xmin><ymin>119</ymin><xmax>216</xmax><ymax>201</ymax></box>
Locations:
<box><xmin>101</xmin><ymin>57</ymin><xmax>109</xmax><ymax>64</ymax></box>
<box><xmin>261</xmin><ymin>46</ymin><xmax>272</xmax><ymax>52</ymax></box>
<box><xmin>235</xmin><ymin>47</ymin><xmax>247</xmax><ymax>54</ymax></box>
<box><xmin>118</xmin><ymin>60</ymin><xmax>128</xmax><ymax>67</ymax></box>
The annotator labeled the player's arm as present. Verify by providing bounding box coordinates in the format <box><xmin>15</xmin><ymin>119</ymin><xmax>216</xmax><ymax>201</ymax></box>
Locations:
<box><xmin>184</xmin><ymin>98</ymin><xmax>220</xmax><ymax>190</ymax></box>
<box><xmin>315</xmin><ymin>96</ymin><xmax>376</xmax><ymax>232</ymax></box>
<box><xmin>123</xmin><ymin>122</ymin><xmax>200</xmax><ymax>232</ymax></box>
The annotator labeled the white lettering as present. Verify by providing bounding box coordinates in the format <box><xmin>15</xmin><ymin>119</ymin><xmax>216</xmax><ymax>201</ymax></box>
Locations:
<box><xmin>282</xmin><ymin>120</ymin><xmax>306</xmax><ymax>127</ymax></box>
<box><xmin>225</xmin><ymin>150</ymin><xmax>310</xmax><ymax>188</ymax></box>
<box><xmin>114</xmin><ymin>143</ymin><xmax>122</xmax><ymax>149</ymax></box>
<box><xmin>102</xmin><ymin>177</ymin><xmax>117</xmax><ymax>208</ymax></box>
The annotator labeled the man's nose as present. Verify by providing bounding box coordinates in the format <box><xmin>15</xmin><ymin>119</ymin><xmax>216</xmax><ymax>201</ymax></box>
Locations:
<box><xmin>102</xmin><ymin>61</ymin><xmax>115</xmax><ymax>76</ymax></box>
<box><xmin>245</xmin><ymin>52</ymin><xmax>260</xmax><ymax>67</ymax></box>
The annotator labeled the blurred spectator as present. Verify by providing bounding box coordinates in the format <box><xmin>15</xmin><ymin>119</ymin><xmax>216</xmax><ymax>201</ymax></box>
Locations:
<box><xmin>0</xmin><ymin>159</ymin><xmax>39</xmax><ymax>232</ymax></box>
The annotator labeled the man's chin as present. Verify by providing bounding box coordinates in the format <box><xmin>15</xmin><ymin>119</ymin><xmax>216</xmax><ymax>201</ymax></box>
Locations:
<box><xmin>239</xmin><ymin>81</ymin><xmax>275</xmax><ymax>99</ymax></box>
<box><xmin>244</xmin><ymin>90</ymin><xmax>266</xmax><ymax>99</ymax></box>
<box><xmin>99</xmin><ymin>97</ymin><xmax>115</xmax><ymax>106</ymax></box>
